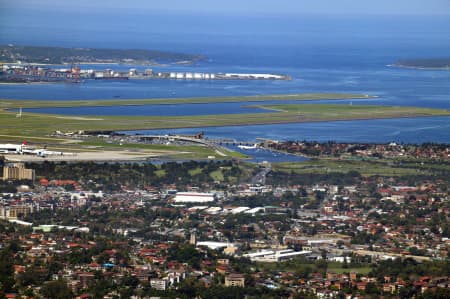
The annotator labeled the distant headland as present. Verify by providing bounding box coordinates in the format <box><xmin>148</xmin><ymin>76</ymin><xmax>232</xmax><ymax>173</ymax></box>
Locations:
<box><xmin>0</xmin><ymin>44</ymin><xmax>206</xmax><ymax>65</ymax></box>
<box><xmin>0</xmin><ymin>45</ymin><xmax>291</xmax><ymax>83</ymax></box>
<box><xmin>391</xmin><ymin>58</ymin><xmax>450</xmax><ymax>70</ymax></box>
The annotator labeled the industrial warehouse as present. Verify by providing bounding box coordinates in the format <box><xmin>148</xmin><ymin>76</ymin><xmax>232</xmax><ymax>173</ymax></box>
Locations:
<box><xmin>172</xmin><ymin>192</ymin><xmax>216</xmax><ymax>203</ymax></box>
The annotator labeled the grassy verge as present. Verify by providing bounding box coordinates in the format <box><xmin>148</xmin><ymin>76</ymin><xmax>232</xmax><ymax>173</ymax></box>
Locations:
<box><xmin>0</xmin><ymin>93</ymin><xmax>373</xmax><ymax>109</ymax></box>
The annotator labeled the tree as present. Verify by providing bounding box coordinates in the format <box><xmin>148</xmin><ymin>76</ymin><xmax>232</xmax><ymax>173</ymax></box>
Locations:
<box><xmin>0</xmin><ymin>248</ymin><xmax>15</xmax><ymax>293</ymax></box>
<box><xmin>167</xmin><ymin>244</ymin><xmax>203</xmax><ymax>268</ymax></box>
<box><xmin>315</xmin><ymin>259</ymin><xmax>328</xmax><ymax>273</ymax></box>
<box><xmin>121</xmin><ymin>275</ymin><xmax>139</xmax><ymax>288</ymax></box>
<box><xmin>96</xmin><ymin>252</ymin><xmax>111</xmax><ymax>264</ymax></box>
<box><xmin>422</xmin><ymin>287</ymin><xmax>450</xmax><ymax>299</ymax></box>
<box><xmin>365</xmin><ymin>282</ymin><xmax>378</xmax><ymax>295</ymax></box>
<box><xmin>40</xmin><ymin>280</ymin><xmax>73</xmax><ymax>299</ymax></box>
<box><xmin>295</xmin><ymin>264</ymin><xmax>313</xmax><ymax>278</ymax></box>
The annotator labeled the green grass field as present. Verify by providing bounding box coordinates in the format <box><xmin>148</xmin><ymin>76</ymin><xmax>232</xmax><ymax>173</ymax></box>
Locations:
<box><xmin>259</xmin><ymin>103</ymin><xmax>449</xmax><ymax>120</ymax></box>
<box><xmin>210</xmin><ymin>169</ymin><xmax>225</xmax><ymax>181</ymax></box>
<box><xmin>273</xmin><ymin>158</ymin><xmax>432</xmax><ymax>176</ymax></box>
<box><xmin>327</xmin><ymin>265</ymin><xmax>372</xmax><ymax>275</ymax></box>
<box><xmin>273</xmin><ymin>156</ymin><xmax>450</xmax><ymax>177</ymax></box>
<box><xmin>0</xmin><ymin>93</ymin><xmax>373</xmax><ymax>109</ymax></box>
<box><xmin>1</xmin><ymin>103</ymin><xmax>448</xmax><ymax>139</ymax></box>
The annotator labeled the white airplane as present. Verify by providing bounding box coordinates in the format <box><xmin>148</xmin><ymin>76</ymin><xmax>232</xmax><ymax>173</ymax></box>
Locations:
<box><xmin>30</xmin><ymin>149</ymin><xmax>64</xmax><ymax>157</ymax></box>
<box><xmin>0</xmin><ymin>143</ymin><xmax>66</xmax><ymax>157</ymax></box>
<box><xmin>0</xmin><ymin>143</ymin><xmax>25</xmax><ymax>154</ymax></box>
<box><xmin>237</xmin><ymin>143</ymin><xmax>259</xmax><ymax>150</ymax></box>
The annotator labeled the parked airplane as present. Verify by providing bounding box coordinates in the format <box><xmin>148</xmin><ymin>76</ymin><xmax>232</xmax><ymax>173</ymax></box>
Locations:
<box><xmin>0</xmin><ymin>143</ymin><xmax>25</xmax><ymax>154</ymax></box>
<box><xmin>0</xmin><ymin>143</ymin><xmax>66</xmax><ymax>157</ymax></box>
<box><xmin>23</xmin><ymin>148</ymin><xmax>64</xmax><ymax>157</ymax></box>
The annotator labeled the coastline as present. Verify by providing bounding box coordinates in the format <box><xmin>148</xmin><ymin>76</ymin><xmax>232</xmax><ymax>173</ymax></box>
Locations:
<box><xmin>0</xmin><ymin>44</ymin><xmax>205</xmax><ymax>66</ymax></box>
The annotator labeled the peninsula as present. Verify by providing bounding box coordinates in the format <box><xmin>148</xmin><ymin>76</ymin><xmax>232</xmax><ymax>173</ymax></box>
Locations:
<box><xmin>392</xmin><ymin>58</ymin><xmax>450</xmax><ymax>70</ymax></box>
<box><xmin>0</xmin><ymin>44</ymin><xmax>205</xmax><ymax>65</ymax></box>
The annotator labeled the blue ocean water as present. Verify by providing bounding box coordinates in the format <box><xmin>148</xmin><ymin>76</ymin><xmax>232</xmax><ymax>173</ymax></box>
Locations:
<box><xmin>226</xmin><ymin>145</ymin><xmax>309</xmax><ymax>164</ymax></box>
<box><xmin>1</xmin><ymin>11</ymin><xmax>449</xmax><ymax>143</ymax></box>
<box><xmin>125</xmin><ymin>116</ymin><xmax>450</xmax><ymax>144</ymax></box>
